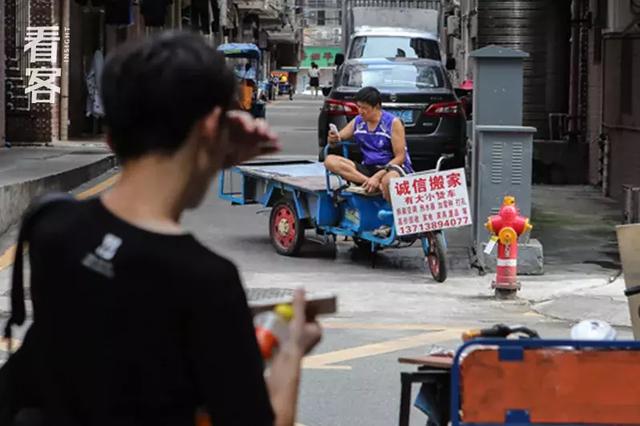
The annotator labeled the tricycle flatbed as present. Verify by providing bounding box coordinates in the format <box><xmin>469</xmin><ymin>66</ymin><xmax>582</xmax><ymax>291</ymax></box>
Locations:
<box><xmin>218</xmin><ymin>150</ymin><xmax>452</xmax><ymax>282</ymax></box>
<box><xmin>237</xmin><ymin>161</ymin><xmax>341</xmax><ymax>192</ymax></box>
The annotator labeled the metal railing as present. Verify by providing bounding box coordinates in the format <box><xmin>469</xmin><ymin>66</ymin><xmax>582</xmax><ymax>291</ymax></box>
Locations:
<box><xmin>350</xmin><ymin>0</ymin><xmax>439</xmax><ymax>8</ymax></box>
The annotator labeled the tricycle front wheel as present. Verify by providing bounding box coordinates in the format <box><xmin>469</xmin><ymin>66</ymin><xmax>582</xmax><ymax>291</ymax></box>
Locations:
<box><xmin>423</xmin><ymin>232</ymin><xmax>448</xmax><ymax>283</ymax></box>
<box><xmin>269</xmin><ymin>200</ymin><xmax>304</xmax><ymax>256</ymax></box>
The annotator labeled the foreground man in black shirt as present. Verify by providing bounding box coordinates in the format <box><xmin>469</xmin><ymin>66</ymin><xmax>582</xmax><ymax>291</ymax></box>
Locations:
<box><xmin>0</xmin><ymin>32</ymin><xmax>321</xmax><ymax>426</ymax></box>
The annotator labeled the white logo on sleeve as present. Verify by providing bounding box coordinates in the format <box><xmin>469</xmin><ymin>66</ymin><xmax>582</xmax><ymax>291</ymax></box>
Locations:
<box><xmin>82</xmin><ymin>233</ymin><xmax>123</xmax><ymax>278</ymax></box>
<box><xmin>95</xmin><ymin>234</ymin><xmax>122</xmax><ymax>260</ymax></box>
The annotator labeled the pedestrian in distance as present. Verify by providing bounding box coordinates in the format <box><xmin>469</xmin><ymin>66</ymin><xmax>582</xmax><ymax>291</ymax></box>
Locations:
<box><xmin>308</xmin><ymin>62</ymin><xmax>320</xmax><ymax>97</ymax></box>
<box><xmin>0</xmin><ymin>31</ymin><xmax>322</xmax><ymax>426</ymax></box>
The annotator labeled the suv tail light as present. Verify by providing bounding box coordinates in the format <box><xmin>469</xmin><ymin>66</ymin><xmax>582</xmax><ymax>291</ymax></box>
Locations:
<box><xmin>324</xmin><ymin>99</ymin><xmax>358</xmax><ymax>117</ymax></box>
<box><xmin>424</xmin><ymin>101</ymin><xmax>464</xmax><ymax>118</ymax></box>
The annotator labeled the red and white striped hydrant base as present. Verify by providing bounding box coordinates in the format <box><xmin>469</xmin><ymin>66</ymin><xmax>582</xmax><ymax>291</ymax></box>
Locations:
<box><xmin>492</xmin><ymin>241</ymin><xmax>521</xmax><ymax>291</ymax></box>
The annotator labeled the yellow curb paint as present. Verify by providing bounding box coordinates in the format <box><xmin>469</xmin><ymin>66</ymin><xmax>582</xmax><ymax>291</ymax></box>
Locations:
<box><xmin>303</xmin><ymin>329</ymin><xmax>463</xmax><ymax>370</ymax></box>
<box><xmin>0</xmin><ymin>173</ymin><xmax>120</xmax><ymax>272</ymax></box>
<box><xmin>0</xmin><ymin>246</ymin><xmax>17</xmax><ymax>272</ymax></box>
<box><xmin>76</xmin><ymin>173</ymin><xmax>119</xmax><ymax>200</ymax></box>
<box><xmin>302</xmin><ymin>364</ymin><xmax>352</xmax><ymax>371</ymax></box>
<box><xmin>322</xmin><ymin>322</ymin><xmax>449</xmax><ymax>331</ymax></box>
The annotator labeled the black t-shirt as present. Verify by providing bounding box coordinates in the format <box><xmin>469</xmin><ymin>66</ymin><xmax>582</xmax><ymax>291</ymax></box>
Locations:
<box><xmin>1</xmin><ymin>198</ymin><xmax>274</xmax><ymax>426</ymax></box>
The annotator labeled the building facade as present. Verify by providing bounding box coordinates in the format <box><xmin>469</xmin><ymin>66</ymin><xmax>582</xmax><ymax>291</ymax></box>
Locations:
<box><xmin>443</xmin><ymin>0</ymin><xmax>640</xmax><ymax>201</ymax></box>
<box><xmin>2</xmin><ymin>0</ymin><xmax>299</xmax><ymax>145</ymax></box>
<box><xmin>299</xmin><ymin>0</ymin><xmax>342</xmax><ymax>91</ymax></box>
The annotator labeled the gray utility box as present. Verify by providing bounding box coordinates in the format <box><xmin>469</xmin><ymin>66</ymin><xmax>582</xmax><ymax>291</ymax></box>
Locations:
<box><xmin>469</xmin><ymin>45</ymin><xmax>543</xmax><ymax>274</ymax></box>
<box><xmin>473</xmin><ymin>125</ymin><xmax>536</xmax><ymax>246</ymax></box>
<box><xmin>474</xmin><ymin>126</ymin><xmax>544</xmax><ymax>274</ymax></box>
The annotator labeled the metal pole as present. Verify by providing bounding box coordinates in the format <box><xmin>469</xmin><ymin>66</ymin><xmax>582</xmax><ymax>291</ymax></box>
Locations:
<box><xmin>624</xmin><ymin>185</ymin><xmax>633</xmax><ymax>223</ymax></box>
<box><xmin>600</xmin><ymin>34</ymin><xmax>608</xmax><ymax>196</ymax></box>
<box><xmin>568</xmin><ymin>0</ymin><xmax>580</xmax><ymax>138</ymax></box>
<box><xmin>176</xmin><ymin>0</ymin><xmax>182</xmax><ymax>29</ymax></box>
<box><xmin>602</xmin><ymin>133</ymin><xmax>609</xmax><ymax>197</ymax></box>
<box><xmin>634</xmin><ymin>188</ymin><xmax>640</xmax><ymax>224</ymax></box>
<box><xmin>0</xmin><ymin>0</ymin><xmax>6</xmax><ymax>146</ymax></box>
<box><xmin>342</xmin><ymin>0</ymin><xmax>349</xmax><ymax>52</ymax></box>
<box><xmin>60</xmin><ymin>0</ymin><xmax>70</xmax><ymax>141</ymax></box>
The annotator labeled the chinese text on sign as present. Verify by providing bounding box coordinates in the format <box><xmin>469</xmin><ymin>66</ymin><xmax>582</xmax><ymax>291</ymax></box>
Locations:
<box><xmin>24</xmin><ymin>26</ymin><xmax>61</xmax><ymax>104</ymax></box>
<box><xmin>389</xmin><ymin>168</ymin><xmax>472</xmax><ymax>236</ymax></box>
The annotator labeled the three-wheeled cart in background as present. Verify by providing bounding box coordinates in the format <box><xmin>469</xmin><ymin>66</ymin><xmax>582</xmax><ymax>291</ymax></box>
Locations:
<box><xmin>270</xmin><ymin>70</ymin><xmax>293</xmax><ymax>96</ymax></box>
<box><xmin>218</xmin><ymin>143</ymin><xmax>452</xmax><ymax>282</ymax></box>
<box><xmin>217</xmin><ymin>43</ymin><xmax>266</xmax><ymax>118</ymax></box>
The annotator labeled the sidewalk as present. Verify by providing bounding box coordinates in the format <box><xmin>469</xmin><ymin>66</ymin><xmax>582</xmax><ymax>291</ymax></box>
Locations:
<box><xmin>508</xmin><ymin>185</ymin><xmax>629</xmax><ymax>327</ymax></box>
<box><xmin>0</xmin><ymin>142</ymin><xmax>116</xmax><ymax>235</ymax></box>
<box><xmin>425</xmin><ymin>184</ymin><xmax>630</xmax><ymax>328</ymax></box>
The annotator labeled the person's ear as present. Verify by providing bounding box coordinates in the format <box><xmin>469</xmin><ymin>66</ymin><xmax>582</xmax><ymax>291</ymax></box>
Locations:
<box><xmin>202</xmin><ymin>107</ymin><xmax>223</xmax><ymax>141</ymax></box>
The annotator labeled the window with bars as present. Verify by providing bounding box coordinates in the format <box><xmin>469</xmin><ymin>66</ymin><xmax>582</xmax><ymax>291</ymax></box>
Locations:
<box><xmin>15</xmin><ymin>0</ymin><xmax>31</xmax><ymax>75</ymax></box>
<box><xmin>304</xmin><ymin>8</ymin><xmax>341</xmax><ymax>25</ymax></box>
<box><xmin>6</xmin><ymin>0</ymin><xmax>31</xmax><ymax>111</ymax></box>
<box><xmin>306</xmin><ymin>0</ymin><xmax>341</xmax><ymax>8</ymax></box>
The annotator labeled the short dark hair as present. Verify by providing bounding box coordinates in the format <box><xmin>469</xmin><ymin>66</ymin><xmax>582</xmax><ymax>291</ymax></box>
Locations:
<box><xmin>355</xmin><ymin>86</ymin><xmax>382</xmax><ymax>107</ymax></box>
<box><xmin>102</xmin><ymin>31</ymin><xmax>235</xmax><ymax>161</ymax></box>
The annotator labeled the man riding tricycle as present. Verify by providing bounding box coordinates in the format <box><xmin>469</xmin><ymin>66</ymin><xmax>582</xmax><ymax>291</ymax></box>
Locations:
<box><xmin>320</xmin><ymin>86</ymin><xmax>470</xmax><ymax>281</ymax></box>
<box><xmin>217</xmin><ymin>43</ymin><xmax>266</xmax><ymax>118</ymax></box>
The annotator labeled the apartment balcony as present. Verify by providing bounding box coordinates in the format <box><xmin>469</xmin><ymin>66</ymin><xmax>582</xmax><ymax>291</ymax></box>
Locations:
<box><xmin>234</xmin><ymin>0</ymin><xmax>284</xmax><ymax>19</ymax></box>
<box><xmin>266</xmin><ymin>27</ymin><xmax>300</xmax><ymax>43</ymax></box>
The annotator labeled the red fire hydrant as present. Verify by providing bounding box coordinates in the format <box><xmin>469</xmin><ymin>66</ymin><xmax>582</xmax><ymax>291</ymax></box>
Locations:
<box><xmin>485</xmin><ymin>196</ymin><xmax>532</xmax><ymax>296</ymax></box>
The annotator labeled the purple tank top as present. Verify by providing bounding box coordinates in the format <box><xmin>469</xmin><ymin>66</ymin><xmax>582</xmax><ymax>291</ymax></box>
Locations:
<box><xmin>354</xmin><ymin>111</ymin><xmax>413</xmax><ymax>172</ymax></box>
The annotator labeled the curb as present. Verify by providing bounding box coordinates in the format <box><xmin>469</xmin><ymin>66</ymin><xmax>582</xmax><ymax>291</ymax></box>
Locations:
<box><xmin>0</xmin><ymin>154</ymin><xmax>117</xmax><ymax>235</ymax></box>
<box><xmin>529</xmin><ymin>295</ymin><xmax>632</xmax><ymax>329</ymax></box>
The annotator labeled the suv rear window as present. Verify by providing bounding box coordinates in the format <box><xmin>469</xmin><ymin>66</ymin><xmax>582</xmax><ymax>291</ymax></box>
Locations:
<box><xmin>340</xmin><ymin>63</ymin><xmax>446</xmax><ymax>91</ymax></box>
<box><xmin>349</xmin><ymin>36</ymin><xmax>441</xmax><ymax>61</ymax></box>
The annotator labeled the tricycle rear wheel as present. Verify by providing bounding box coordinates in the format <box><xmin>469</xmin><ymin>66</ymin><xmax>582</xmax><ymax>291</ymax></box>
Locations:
<box><xmin>424</xmin><ymin>232</ymin><xmax>447</xmax><ymax>283</ymax></box>
<box><xmin>269</xmin><ymin>200</ymin><xmax>304</xmax><ymax>256</ymax></box>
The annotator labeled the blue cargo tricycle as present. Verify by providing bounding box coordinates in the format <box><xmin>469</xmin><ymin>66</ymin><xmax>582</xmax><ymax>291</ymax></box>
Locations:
<box><xmin>218</xmin><ymin>143</ymin><xmax>451</xmax><ymax>282</ymax></box>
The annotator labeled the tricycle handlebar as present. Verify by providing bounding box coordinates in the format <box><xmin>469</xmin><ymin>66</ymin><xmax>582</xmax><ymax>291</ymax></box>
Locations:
<box><xmin>435</xmin><ymin>154</ymin><xmax>454</xmax><ymax>172</ymax></box>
